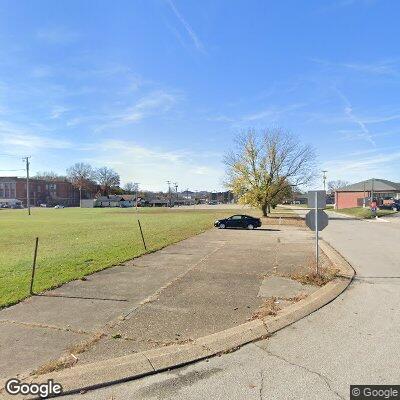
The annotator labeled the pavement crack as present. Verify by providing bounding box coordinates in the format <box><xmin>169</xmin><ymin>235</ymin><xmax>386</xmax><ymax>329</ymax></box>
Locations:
<box><xmin>259</xmin><ymin>370</ymin><xmax>265</xmax><ymax>400</ymax></box>
<box><xmin>254</xmin><ymin>344</ymin><xmax>345</xmax><ymax>400</ymax></box>
<box><xmin>143</xmin><ymin>354</ymin><xmax>156</xmax><ymax>372</ymax></box>
<box><xmin>0</xmin><ymin>319</ymin><xmax>92</xmax><ymax>335</ymax></box>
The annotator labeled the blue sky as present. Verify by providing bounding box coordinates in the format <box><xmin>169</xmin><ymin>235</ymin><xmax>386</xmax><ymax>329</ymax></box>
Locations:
<box><xmin>1</xmin><ymin>0</ymin><xmax>400</xmax><ymax>191</ymax></box>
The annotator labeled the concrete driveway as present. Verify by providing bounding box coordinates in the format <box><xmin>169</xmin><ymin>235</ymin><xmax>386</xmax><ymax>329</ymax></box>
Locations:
<box><xmin>65</xmin><ymin>210</ymin><xmax>400</xmax><ymax>399</ymax></box>
<box><xmin>0</xmin><ymin>224</ymin><xmax>318</xmax><ymax>381</ymax></box>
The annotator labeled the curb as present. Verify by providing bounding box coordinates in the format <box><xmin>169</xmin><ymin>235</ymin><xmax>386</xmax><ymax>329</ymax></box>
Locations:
<box><xmin>0</xmin><ymin>240</ymin><xmax>355</xmax><ymax>399</ymax></box>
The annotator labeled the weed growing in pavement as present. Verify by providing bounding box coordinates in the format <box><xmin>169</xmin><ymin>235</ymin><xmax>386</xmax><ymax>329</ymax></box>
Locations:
<box><xmin>251</xmin><ymin>297</ymin><xmax>280</xmax><ymax>320</ymax></box>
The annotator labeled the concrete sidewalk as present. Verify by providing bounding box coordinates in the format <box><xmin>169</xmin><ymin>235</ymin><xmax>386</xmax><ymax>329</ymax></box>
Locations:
<box><xmin>0</xmin><ymin>225</ymin><xmax>323</xmax><ymax>381</ymax></box>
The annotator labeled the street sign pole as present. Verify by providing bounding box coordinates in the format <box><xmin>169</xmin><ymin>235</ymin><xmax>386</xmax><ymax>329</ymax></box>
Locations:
<box><xmin>306</xmin><ymin>190</ymin><xmax>328</xmax><ymax>276</ymax></box>
<box><xmin>315</xmin><ymin>191</ymin><xmax>319</xmax><ymax>275</ymax></box>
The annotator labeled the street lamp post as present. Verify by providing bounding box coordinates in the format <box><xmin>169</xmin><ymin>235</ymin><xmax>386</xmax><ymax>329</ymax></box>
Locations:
<box><xmin>166</xmin><ymin>181</ymin><xmax>171</xmax><ymax>207</ymax></box>
<box><xmin>173</xmin><ymin>182</ymin><xmax>178</xmax><ymax>207</ymax></box>
<box><xmin>322</xmin><ymin>170</ymin><xmax>328</xmax><ymax>191</ymax></box>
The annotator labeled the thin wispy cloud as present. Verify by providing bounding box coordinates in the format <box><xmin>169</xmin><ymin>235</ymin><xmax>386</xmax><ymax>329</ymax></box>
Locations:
<box><xmin>243</xmin><ymin>103</ymin><xmax>306</xmax><ymax>122</ymax></box>
<box><xmin>335</xmin><ymin>0</ymin><xmax>377</xmax><ymax>7</ymax></box>
<box><xmin>334</xmin><ymin>87</ymin><xmax>376</xmax><ymax>145</ymax></box>
<box><xmin>312</xmin><ymin>58</ymin><xmax>399</xmax><ymax>77</ymax></box>
<box><xmin>82</xmin><ymin>139</ymin><xmax>222</xmax><ymax>190</ymax></box>
<box><xmin>50</xmin><ymin>106</ymin><xmax>69</xmax><ymax>119</ymax></box>
<box><xmin>341</xmin><ymin>62</ymin><xmax>398</xmax><ymax>76</ymax></box>
<box><xmin>68</xmin><ymin>89</ymin><xmax>180</xmax><ymax>131</ymax></box>
<box><xmin>324</xmin><ymin>149</ymin><xmax>400</xmax><ymax>183</ymax></box>
<box><xmin>166</xmin><ymin>0</ymin><xmax>205</xmax><ymax>53</ymax></box>
<box><xmin>318</xmin><ymin>0</ymin><xmax>378</xmax><ymax>13</ymax></box>
<box><xmin>122</xmin><ymin>90</ymin><xmax>178</xmax><ymax>122</ymax></box>
<box><xmin>31</xmin><ymin>65</ymin><xmax>53</xmax><ymax>78</ymax></box>
<box><xmin>0</xmin><ymin>122</ymin><xmax>71</xmax><ymax>150</ymax></box>
<box><xmin>206</xmin><ymin>114</ymin><xmax>236</xmax><ymax>123</ymax></box>
<box><xmin>94</xmin><ymin>139</ymin><xmax>185</xmax><ymax>163</ymax></box>
<box><xmin>36</xmin><ymin>27</ymin><xmax>80</xmax><ymax>44</ymax></box>
<box><xmin>358</xmin><ymin>113</ymin><xmax>400</xmax><ymax>124</ymax></box>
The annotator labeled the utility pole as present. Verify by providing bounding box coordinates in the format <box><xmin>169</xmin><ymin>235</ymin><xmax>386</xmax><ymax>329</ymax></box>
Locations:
<box><xmin>22</xmin><ymin>156</ymin><xmax>31</xmax><ymax>215</ymax></box>
<box><xmin>174</xmin><ymin>182</ymin><xmax>178</xmax><ymax>207</ymax></box>
<box><xmin>363</xmin><ymin>181</ymin><xmax>366</xmax><ymax>207</ymax></box>
<box><xmin>371</xmin><ymin>178</ymin><xmax>377</xmax><ymax>218</ymax></box>
<box><xmin>371</xmin><ymin>178</ymin><xmax>375</xmax><ymax>204</ymax></box>
<box><xmin>322</xmin><ymin>170</ymin><xmax>328</xmax><ymax>191</ymax></box>
<box><xmin>166</xmin><ymin>181</ymin><xmax>171</xmax><ymax>207</ymax></box>
<box><xmin>134</xmin><ymin>182</ymin><xmax>139</xmax><ymax>212</ymax></box>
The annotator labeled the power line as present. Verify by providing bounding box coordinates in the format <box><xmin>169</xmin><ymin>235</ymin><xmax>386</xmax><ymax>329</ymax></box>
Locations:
<box><xmin>0</xmin><ymin>169</ymin><xmax>26</xmax><ymax>172</ymax></box>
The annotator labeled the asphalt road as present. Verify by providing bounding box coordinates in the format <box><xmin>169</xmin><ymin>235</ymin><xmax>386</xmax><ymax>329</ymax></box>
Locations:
<box><xmin>66</xmin><ymin>212</ymin><xmax>400</xmax><ymax>400</ymax></box>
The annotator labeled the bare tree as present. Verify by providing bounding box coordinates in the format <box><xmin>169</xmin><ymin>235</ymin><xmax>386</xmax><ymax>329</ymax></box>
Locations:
<box><xmin>327</xmin><ymin>180</ymin><xmax>350</xmax><ymax>193</ymax></box>
<box><xmin>66</xmin><ymin>163</ymin><xmax>95</xmax><ymax>206</ymax></box>
<box><xmin>95</xmin><ymin>167</ymin><xmax>120</xmax><ymax>195</ymax></box>
<box><xmin>124</xmin><ymin>182</ymin><xmax>137</xmax><ymax>193</ymax></box>
<box><xmin>33</xmin><ymin>171</ymin><xmax>64</xmax><ymax>181</ymax></box>
<box><xmin>224</xmin><ymin>128</ymin><xmax>316</xmax><ymax>216</ymax></box>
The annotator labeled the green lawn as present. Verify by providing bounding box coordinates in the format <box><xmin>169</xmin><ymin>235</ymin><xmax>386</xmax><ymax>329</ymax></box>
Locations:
<box><xmin>0</xmin><ymin>207</ymin><xmax>233</xmax><ymax>308</ymax></box>
<box><xmin>334</xmin><ymin>207</ymin><xmax>397</xmax><ymax>219</ymax></box>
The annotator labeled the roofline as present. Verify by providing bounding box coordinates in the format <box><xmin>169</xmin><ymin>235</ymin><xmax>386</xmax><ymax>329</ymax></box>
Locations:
<box><xmin>335</xmin><ymin>178</ymin><xmax>400</xmax><ymax>192</ymax></box>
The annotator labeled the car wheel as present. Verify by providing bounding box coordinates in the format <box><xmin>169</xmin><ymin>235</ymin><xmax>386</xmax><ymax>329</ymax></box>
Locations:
<box><xmin>219</xmin><ymin>223</ymin><xmax>226</xmax><ymax>229</ymax></box>
<box><xmin>247</xmin><ymin>224</ymin><xmax>254</xmax><ymax>230</ymax></box>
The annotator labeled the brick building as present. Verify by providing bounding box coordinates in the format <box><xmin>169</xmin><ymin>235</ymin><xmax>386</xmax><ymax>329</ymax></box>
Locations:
<box><xmin>335</xmin><ymin>179</ymin><xmax>400</xmax><ymax>209</ymax></box>
<box><xmin>0</xmin><ymin>177</ymin><xmax>96</xmax><ymax>207</ymax></box>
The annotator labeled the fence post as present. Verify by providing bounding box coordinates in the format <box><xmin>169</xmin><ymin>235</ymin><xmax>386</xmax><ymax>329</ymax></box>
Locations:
<box><xmin>30</xmin><ymin>237</ymin><xmax>39</xmax><ymax>295</ymax></box>
<box><xmin>137</xmin><ymin>220</ymin><xmax>147</xmax><ymax>251</ymax></box>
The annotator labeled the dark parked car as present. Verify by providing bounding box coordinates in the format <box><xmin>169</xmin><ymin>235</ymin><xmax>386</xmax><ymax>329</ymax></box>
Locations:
<box><xmin>379</xmin><ymin>201</ymin><xmax>400</xmax><ymax>211</ymax></box>
<box><xmin>214</xmin><ymin>214</ymin><xmax>262</xmax><ymax>230</ymax></box>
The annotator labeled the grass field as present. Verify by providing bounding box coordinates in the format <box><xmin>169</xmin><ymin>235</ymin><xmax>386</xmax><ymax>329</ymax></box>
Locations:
<box><xmin>334</xmin><ymin>207</ymin><xmax>397</xmax><ymax>219</ymax></box>
<box><xmin>0</xmin><ymin>207</ymin><xmax>235</xmax><ymax>308</ymax></box>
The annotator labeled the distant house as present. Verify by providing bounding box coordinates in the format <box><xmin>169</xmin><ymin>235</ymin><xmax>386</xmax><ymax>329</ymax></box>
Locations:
<box><xmin>282</xmin><ymin>191</ymin><xmax>308</xmax><ymax>205</ymax></box>
<box><xmin>80</xmin><ymin>199</ymin><xmax>95</xmax><ymax>208</ymax></box>
<box><xmin>95</xmin><ymin>195</ymin><xmax>135</xmax><ymax>208</ymax></box>
<box><xmin>148</xmin><ymin>198</ymin><xmax>169</xmax><ymax>207</ymax></box>
<box><xmin>335</xmin><ymin>179</ymin><xmax>400</xmax><ymax>209</ymax></box>
<box><xmin>120</xmin><ymin>195</ymin><xmax>135</xmax><ymax>207</ymax></box>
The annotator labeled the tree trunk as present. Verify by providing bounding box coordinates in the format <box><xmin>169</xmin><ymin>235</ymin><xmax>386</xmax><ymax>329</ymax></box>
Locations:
<box><xmin>261</xmin><ymin>203</ymin><xmax>269</xmax><ymax>217</ymax></box>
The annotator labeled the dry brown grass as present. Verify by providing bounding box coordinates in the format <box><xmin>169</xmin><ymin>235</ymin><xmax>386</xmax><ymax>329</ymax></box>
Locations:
<box><xmin>261</xmin><ymin>216</ymin><xmax>305</xmax><ymax>227</ymax></box>
<box><xmin>290</xmin><ymin>268</ymin><xmax>339</xmax><ymax>287</ymax></box>
<box><xmin>67</xmin><ymin>332</ymin><xmax>105</xmax><ymax>355</ymax></box>
<box><xmin>251</xmin><ymin>297</ymin><xmax>280</xmax><ymax>320</ymax></box>
<box><xmin>32</xmin><ymin>355</ymin><xmax>76</xmax><ymax>376</ymax></box>
<box><xmin>274</xmin><ymin>249</ymin><xmax>339</xmax><ymax>287</ymax></box>
<box><xmin>32</xmin><ymin>332</ymin><xmax>105</xmax><ymax>376</ymax></box>
<box><xmin>289</xmin><ymin>251</ymin><xmax>339</xmax><ymax>286</ymax></box>
<box><xmin>280</xmin><ymin>292</ymin><xmax>309</xmax><ymax>303</ymax></box>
